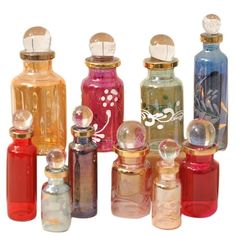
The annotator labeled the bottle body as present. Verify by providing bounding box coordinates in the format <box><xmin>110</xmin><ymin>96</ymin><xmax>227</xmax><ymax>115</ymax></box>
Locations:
<box><xmin>141</xmin><ymin>69</ymin><xmax>184</xmax><ymax>151</ymax></box>
<box><xmin>7</xmin><ymin>138</ymin><xmax>37</xmax><ymax>221</ymax></box>
<box><xmin>69</xmin><ymin>137</ymin><xmax>97</xmax><ymax>218</ymax></box>
<box><xmin>11</xmin><ymin>61</ymin><xmax>67</xmax><ymax>155</ymax></box>
<box><xmin>82</xmin><ymin>68</ymin><xmax>124</xmax><ymax>152</ymax></box>
<box><xmin>41</xmin><ymin>179</ymin><xmax>71</xmax><ymax>232</ymax></box>
<box><xmin>111</xmin><ymin>156</ymin><xmax>152</xmax><ymax>218</ymax></box>
<box><xmin>152</xmin><ymin>172</ymin><xmax>181</xmax><ymax>229</ymax></box>
<box><xmin>180</xmin><ymin>153</ymin><xmax>219</xmax><ymax>217</ymax></box>
<box><xmin>194</xmin><ymin>44</ymin><xmax>228</xmax><ymax>150</ymax></box>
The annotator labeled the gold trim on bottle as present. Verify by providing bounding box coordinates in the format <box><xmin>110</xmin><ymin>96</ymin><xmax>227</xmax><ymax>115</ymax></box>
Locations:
<box><xmin>71</xmin><ymin>125</ymin><xmax>95</xmax><ymax>137</ymax></box>
<box><xmin>200</xmin><ymin>33</ymin><xmax>223</xmax><ymax>44</ymax></box>
<box><xmin>144</xmin><ymin>58</ymin><xmax>178</xmax><ymax>70</ymax></box>
<box><xmin>20</xmin><ymin>51</ymin><xmax>55</xmax><ymax>60</ymax></box>
<box><xmin>113</xmin><ymin>145</ymin><xmax>150</xmax><ymax>158</ymax></box>
<box><xmin>158</xmin><ymin>162</ymin><xmax>179</xmax><ymax>174</ymax></box>
<box><xmin>9</xmin><ymin>127</ymin><xmax>33</xmax><ymax>139</ymax></box>
<box><xmin>182</xmin><ymin>141</ymin><xmax>217</xmax><ymax>156</ymax></box>
<box><xmin>45</xmin><ymin>166</ymin><xmax>68</xmax><ymax>178</ymax></box>
<box><xmin>85</xmin><ymin>57</ymin><xmax>121</xmax><ymax>69</ymax></box>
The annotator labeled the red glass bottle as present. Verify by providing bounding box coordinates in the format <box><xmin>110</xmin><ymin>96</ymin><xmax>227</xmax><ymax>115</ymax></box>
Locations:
<box><xmin>7</xmin><ymin>110</ymin><xmax>37</xmax><ymax>221</ymax></box>
<box><xmin>82</xmin><ymin>32</ymin><xmax>124</xmax><ymax>152</ymax></box>
<box><xmin>180</xmin><ymin>119</ymin><xmax>219</xmax><ymax>217</ymax></box>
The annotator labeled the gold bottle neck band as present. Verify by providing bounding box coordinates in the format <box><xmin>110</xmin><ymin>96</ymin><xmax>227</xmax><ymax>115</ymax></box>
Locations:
<box><xmin>201</xmin><ymin>33</ymin><xmax>223</xmax><ymax>44</ymax></box>
<box><xmin>10</xmin><ymin>127</ymin><xmax>33</xmax><ymax>139</ymax></box>
<box><xmin>71</xmin><ymin>125</ymin><xmax>95</xmax><ymax>138</ymax></box>
<box><xmin>144</xmin><ymin>57</ymin><xmax>178</xmax><ymax>70</ymax></box>
<box><xmin>113</xmin><ymin>145</ymin><xmax>149</xmax><ymax>158</ymax></box>
<box><xmin>158</xmin><ymin>161</ymin><xmax>179</xmax><ymax>174</ymax></box>
<box><xmin>20</xmin><ymin>51</ymin><xmax>55</xmax><ymax>60</ymax></box>
<box><xmin>45</xmin><ymin>166</ymin><xmax>68</xmax><ymax>178</ymax></box>
<box><xmin>85</xmin><ymin>56</ymin><xmax>120</xmax><ymax>69</ymax></box>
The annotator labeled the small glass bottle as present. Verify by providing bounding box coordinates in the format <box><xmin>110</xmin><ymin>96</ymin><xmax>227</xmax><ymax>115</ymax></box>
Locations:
<box><xmin>141</xmin><ymin>34</ymin><xmax>184</xmax><ymax>151</ymax></box>
<box><xmin>11</xmin><ymin>26</ymin><xmax>67</xmax><ymax>155</ymax></box>
<box><xmin>68</xmin><ymin>105</ymin><xmax>97</xmax><ymax>218</ymax></box>
<box><xmin>7</xmin><ymin>110</ymin><xmax>37</xmax><ymax>221</ymax></box>
<box><xmin>194</xmin><ymin>14</ymin><xmax>228</xmax><ymax>150</ymax></box>
<box><xmin>111</xmin><ymin>121</ymin><xmax>151</xmax><ymax>218</ymax></box>
<box><xmin>152</xmin><ymin>139</ymin><xmax>181</xmax><ymax>229</ymax></box>
<box><xmin>82</xmin><ymin>32</ymin><xmax>124</xmax><ymax>152</ymax></box>
<box><xmin>41</xmin><ymin>149</ymin><xmax>71</xmax><ymax>232</ymax></box>
<box><xmin>180</xmin><ymin>119</ymin><xmax>219</xmax><ymax>217</ymax></box>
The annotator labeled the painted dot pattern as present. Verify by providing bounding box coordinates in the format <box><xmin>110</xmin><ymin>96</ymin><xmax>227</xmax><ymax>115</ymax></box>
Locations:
<box><xmin>101</xmin><ymin>89</ymin><xmax>119</xmax><ymax>107</ymax></box>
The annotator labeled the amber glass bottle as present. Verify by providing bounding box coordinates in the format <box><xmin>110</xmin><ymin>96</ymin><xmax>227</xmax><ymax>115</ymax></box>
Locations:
<box><xmin>11</xmin><ymin>27</ymin><xmax>66</xmax><ymax>155</ymax></box>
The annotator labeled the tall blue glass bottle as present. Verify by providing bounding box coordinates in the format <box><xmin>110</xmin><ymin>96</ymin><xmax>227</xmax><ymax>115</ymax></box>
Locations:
<box><xmin>194</xmin><ymin>14</ymin><xmax>228</xmax><ymax>150</ymax></box>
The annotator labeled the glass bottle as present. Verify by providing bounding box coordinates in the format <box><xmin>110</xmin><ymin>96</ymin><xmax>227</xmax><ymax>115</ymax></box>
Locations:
<box><xmin>180</xmin><ymin>119</ymin><xmax>219</xmax><ymax>217</ymax></box>
<box><xmin>11</xmin><ymin>26</ymin><xmax>67</xmax><ymax>155</ymax></box>
<box><xmin>152</xmin><ymin>139</ymin><xmax>181</xmax><ymax>229</ymax></box>
<box><xmin>141</xmin><ymin>34</ymin><xmax>184</xmax><ymax>152</ymax></box>
<box><xmin>41</xmin><ymin>149</ymin><xmax>71</xmax><ymax>232</ymax></box>
<box><xmin>111</xmin><ymin>121</ymin><xmax>152</xmax><ymax>218</ymax></box>
<box><xmin>82</xmin><ymin>32</ymin><xmax>124</xmax><ymax>152</ymax></box>
<box><xmin>68</xmin><ymin>105</ymin><xmax>97</xmax><ymax>218</ymax></box>
<box><xmin>7</xmin><ymin>110</ymin><xmax>37</xmax><ymax>221</ymax></box>
<box><xmin>194</xmin><ymin>14</ymin><xmax>228</xmax><ymax>150</ymax></box>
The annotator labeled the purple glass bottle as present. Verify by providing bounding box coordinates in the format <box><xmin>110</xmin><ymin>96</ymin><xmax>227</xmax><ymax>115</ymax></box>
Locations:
<box><xmin>82</xmin><ymin>33</ymin><xmax>124</xmax><ymax>152</ymax></box>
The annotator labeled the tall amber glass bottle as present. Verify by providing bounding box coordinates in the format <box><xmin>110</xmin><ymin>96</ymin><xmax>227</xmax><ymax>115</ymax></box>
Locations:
<box><xmin>11</xmin><ymin>26</ymin><xmax>66</xmax><ymax>155</ymax></box>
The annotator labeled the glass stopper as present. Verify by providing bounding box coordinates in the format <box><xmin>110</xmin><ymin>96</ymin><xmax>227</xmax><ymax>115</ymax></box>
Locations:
<box><xmin>73</xmin><ymin>105</ymin><xmax>93</xmax><ymax>128</ymax></box>
<box><xmin>186</xmin><ymin>119</ymin><xmax>216</xmax><ymax>147</ymax></box>
<box><xmin>23</xmin><ymin>26</ymin><xmax>51</xmax><ymax>52</ymax></box>
<box><xmin>203</xmin><ymin>14</ymin><xmax>221</xmax><ymax>34</ymax></box>
<box><xmin>159</xmin><ymin>139</ymin><xmax>180</xmax><ymax>165</ymax></box>
<box><xmin>149</xmin><ymin>34</ymin><xmax>175</xmax><ymax>61</ymax></box>
<box><xmin>46</xmin><ymin>149</ymin><xmax>66</xmax><ymax>169</ymax></box>
<box><xmin>117</xmin><ymin>121</ymin><xmax>146</xmax><ymax>150</ymax></box>
<box><xmin>89</xmin><ymin>32</ymin><xmax>115</xmax><ymax>57</ymax></box>
<box><xmin>13</xmin><ymin>110</ymin><xmax>33</xmax><ymax>130</ymax></box>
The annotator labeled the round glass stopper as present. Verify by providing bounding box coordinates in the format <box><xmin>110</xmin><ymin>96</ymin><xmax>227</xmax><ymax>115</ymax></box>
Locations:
<box><xmin>203</xmin><ymin>14</ymin><xmax>221</xmax><ymax>34</ymax></box>
<box><xmin>13</xmin><ymin>110</ymin><xmax>33</xmax><ymax>130</ymax></box>
<box><xmin>46</xmin><ymin>149</ymin><xmax>66</xmax><ymax>169</ymax></box>
<box><xmin>187</xmin><ymin>119</ymin><xmax>216</xmax><ymax>147</ymax></box>
<box><xmin>149</xmin><ymin>34</ymin><xmax>175</xmax><ymax>61</ymax></box>
<box><xmin>23</xmin><ymin>26</ymin><xmax>51</xmax><ymax>52</ymax></box>
<box><xmin>117</xmin><ymin>121</ymin><xmax>146</xmax><ymax>150</ymax></box>
<box><xmin>73</xmin><ymin>105</ymin><xmax>93</xmax><ymax>128</ymax></box>
<box><xmin>159</xmin><ymin>139</ymin><xmax>180</xmax><ymax>165</ymax></box>
<box><xmin>89</xmin><ymin>32</ymin><xmax>115</xmax><ymax>57</ymax></box>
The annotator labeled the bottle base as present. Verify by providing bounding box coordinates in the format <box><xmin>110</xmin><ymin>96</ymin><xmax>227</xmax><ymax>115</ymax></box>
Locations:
<box><xmin>72</xmin><ymin>209</ymin><xmax>97</xmax><ymax>218</ymax></box>
<box><xmin>8</xmin><ymin>203</ymin><xmax>36</xmax><ymax>221</ymax></box>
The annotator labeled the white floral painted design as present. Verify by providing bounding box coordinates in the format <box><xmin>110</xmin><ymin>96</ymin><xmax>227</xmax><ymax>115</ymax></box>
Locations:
<box><xmin>92</xmin><ymin>89</ymin><xmax>119</xmax><ymax>143</ymax></box>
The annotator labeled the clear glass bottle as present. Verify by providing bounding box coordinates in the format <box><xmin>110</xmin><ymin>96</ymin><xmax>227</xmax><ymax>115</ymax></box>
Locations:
<box><xmin>82</xmin><ymin>33</ymin><xmax>124</xmax><ymax>152</ymax></box>
<box><xmin>111</xmin><ymin>121</ymin><xmax>152</xmax><ymax>218</ymax></box>
<box><xmin>194</xmin><ymin>14</ymin><xmax>228</xmax><ymax>150</ymax></box>
<box><xmin>68</xmin><ymin>105</ymin><xmax>97</xmax><ymax>218</ymax></box>
<box><xmin>11</xmin><ymin>26</ymin><xmax>66</xmax><ymax>155</ymax></box>
<box><xmin>41</xmin><ymin>149</ymin><xmax>71</xmax><ymax>232</ymax></box>
<box><xmin>141</xmin><ymin>34</ymin><xmax>184</xmax><ymax>151</ymax></box>
<box><xmin>152</xmin><ymin>139</ymin><xmax>181</xmax><ymax>229</ymax></box>
<box><xmin>180</xmin><ymin>119</ymin><xmax>219</xmax><ymax>217</ymax></box>
<box><xmin>7</xmin><ymin>110</ymin><xmax>37</xmax><ymax>221</ymax></box>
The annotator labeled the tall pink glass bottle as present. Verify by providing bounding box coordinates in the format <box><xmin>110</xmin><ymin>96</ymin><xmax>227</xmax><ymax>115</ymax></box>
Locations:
<box><xmin>82</xmin><ymin>33</ymin><xmax>124</xmax><ymax>152</ymax></box>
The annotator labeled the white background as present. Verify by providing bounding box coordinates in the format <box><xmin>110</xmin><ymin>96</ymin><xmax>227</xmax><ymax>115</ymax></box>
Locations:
<box><xmin>0</xmin><ymin>0</ymin><xmax>235</xmax><ymax>235</ymax></box>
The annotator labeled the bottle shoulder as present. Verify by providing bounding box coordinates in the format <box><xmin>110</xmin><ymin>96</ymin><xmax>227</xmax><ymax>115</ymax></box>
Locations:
<box><xmin>112</xmin><ymin>159</ymin><xmax>151</xmax><ymax>172</ymax></box>
<box><xmin>195</xmin><ymin>49</ymin><xmax>228</xmax><ymax>63</ymax></box>
<box><xmin>141</xmin><ymin>76</ymin><xmax>183</xmax><ymax>88</ymax></box>
<box><xmin>69</xmin><ymin>141</ymin><xmax>97</xmax><ymax>153</ymax></box>
<box><xmin>42</xmin><ymin>182</ymin><xmax>70</xmax><ymax>194</ymax></box>
<box><xmin>7</xmin><ymin>141</ymin><xmax>37</xmax><ymax>155</ymax></box>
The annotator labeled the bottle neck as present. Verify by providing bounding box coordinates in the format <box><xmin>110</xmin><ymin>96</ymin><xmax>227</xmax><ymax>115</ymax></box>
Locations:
<box><xmin>48</xmin><ymin>178</ymin><xmax>64</xmax><ymax>185</ymax></box>
<box><xmin>23</xmin><ymin>60</ymin><xmax>53</xmax><ymax>73</ymax></box>
<box><xmin>186</xmin><ymin>153</ymin><xmax>214</xmax><ymax>163</ymax></box>
<box><xmin>148</xmin><ymin>68</ymin><xmax>175</xmax><ymax>80</ymax></box>
<box><xmin>119</xmin><ymin>155</ymin><xmax>145</xmax><ymax>165</ymax></box>
<box><xmin>88</xmin><ymin>68</ymin><xmax>117</xmax><ymax>80</ymax></box>
<box><xmin>159</xmin><ymin>173</ymin><xmax>177</xmax><ymax>181</ymax></box>
<box><xmin>203</xmin><ymin>43</ymin><xmax>220</xmax><ymax>51</ymax></box>
<box><xmin>73</xmin><ymin>136</ymin><xmax>93</xmax><ymax>144</ymax></box>
<box><xmin>13</xmin><ymin>138</ymin><xmax>32</xmax><ymax>146</ymax></box>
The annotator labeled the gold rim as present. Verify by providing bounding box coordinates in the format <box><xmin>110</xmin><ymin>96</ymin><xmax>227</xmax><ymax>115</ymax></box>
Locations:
<box><xmin>200</xmin><ymin>33</ymin><xmax>223</xmax><ymax>44</ymax></box>
<box><xmin>45</xmin><ymin>166</ymin><xmax>68</xmax><ymax>178</ymax></box>
<box><xmin>85</xmin><ymin>57</ymin><xmax>120</xmax><ymax>68</ymax></box>
<box><xmin>9</xmin><ymin>127</ymin><xmax>33</xmax><ymax>139</ymax></box>
<box><xmin>71</xmin><ymin>126</ymin><xmax>95</xmax><ymax>137</ymax></box>
<box><xmin>144</xmin><ymin>58</ymin><xmax>178</xmax><ymax>69</ymax></box>
<box><xmin>20</xmin><ymin>51</ymin><xmax>55</xmax><ymax>60</ymax></box>
<box><xmin>158</xmin><ymin>162</ymin><xmax>179</xmax><ymax>174</ymax></box>
<box><xmin>113</xmin><ymin>145</ymin><xmax>149</xmax><ymax>158</ymax></box>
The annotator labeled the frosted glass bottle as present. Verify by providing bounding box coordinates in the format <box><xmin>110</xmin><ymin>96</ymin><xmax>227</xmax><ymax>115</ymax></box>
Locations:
<box><xmin>11</xmin><ymin>26</ymin><xmax>66</xmax><ymax>155</ymax></box>
<box><xmin>141</xmin><ymin>35</ymin><xmax>183</xmax><ymax>151</ymax></box>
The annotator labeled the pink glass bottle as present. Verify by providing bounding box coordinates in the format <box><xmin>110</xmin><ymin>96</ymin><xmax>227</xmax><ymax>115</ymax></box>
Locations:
<box><xmin>7</xmin><ymin>110</ymin><xmax>37</xmax><ymax>221</ymax></box>
<box><xmin>180</xmin><ymin>119</ymin><xmax>219</xmax><ymax>217</ymax></box>
<box><xmin>82</xmin><ymin>33</ymin><xmax>124</xmax><ymax>152</ymax></box>
<box><xmin>111</xmin><ymin>121</ymin><xmax>152</xmax><ymax>218</ymax></box>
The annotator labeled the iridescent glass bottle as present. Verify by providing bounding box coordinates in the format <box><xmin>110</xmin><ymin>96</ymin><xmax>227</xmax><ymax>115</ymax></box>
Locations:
<box><xmin>11</xmin><ymin>26</ymin><xmax>66</xmax><ymax>155</ymax></box>
<box><xmin>111</xmin><ymin>121</ymin><xmax>151</xmax><ymax>218</ymax></box>
<box><xmin>7</xmin><ymin>110</ymin><xmax>37</xmax><ymax>221</ymax></box>
<box><xmin>194</xmin><ymin>14</ymin><xmax>228</xmax><ymax>150</ymax></box>
<box><xmin>152</xmin><ymin>139</ymin><xmax>181</xmax><ymax>229</ymax></box>
<box><xmin>180</xmin><ymin>119</ymin><xmax>219</xmax><ymax>217</ymax></box>
<box><xmin>69</xmin><ymin>105</ymin><xmax>97</xmax><ymax>218</ymax></box>
<box><xmin>41</xmin><ymin>149</ymin><xmax>71</xmax><ymax>232</ymax></box>
<box><xmin>141</xmin><ymin>35</ymin><xmax>184</xmax><ymax>151</ymax></box>
<box><xmin>82</xmin><ymin>33</ymin><xmax>124</xmax><ymax>152</ymax></box>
